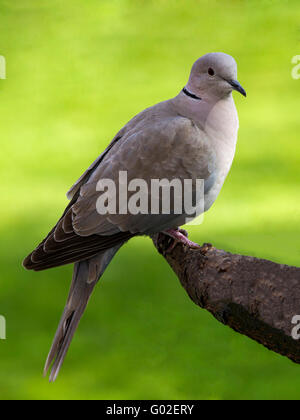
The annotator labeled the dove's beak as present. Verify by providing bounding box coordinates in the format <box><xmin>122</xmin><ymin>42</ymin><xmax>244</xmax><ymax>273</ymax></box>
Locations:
<box><xmin>228</xmin><ymin>80</ymin><xmax>247</xmax><ymax>97</ymax></box>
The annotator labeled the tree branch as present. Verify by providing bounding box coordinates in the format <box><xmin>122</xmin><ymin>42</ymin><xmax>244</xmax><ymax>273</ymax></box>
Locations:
<box><xmin>152</xmin><ymin>233</ymin><xmax>300</xmax><ymax>364</ymax></box>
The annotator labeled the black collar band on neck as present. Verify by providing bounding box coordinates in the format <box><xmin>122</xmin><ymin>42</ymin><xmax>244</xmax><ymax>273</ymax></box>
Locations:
<box><xmin>182</xmin><ymin>87</ymin><xmax>202</xmax><ymax>101</ymax></box>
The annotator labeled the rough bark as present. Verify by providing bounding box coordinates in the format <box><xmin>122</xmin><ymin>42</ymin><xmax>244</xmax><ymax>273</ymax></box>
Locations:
<box><xmin>152</xmin><ymin>233</ymin><xmax>300</xmax><ymax>364</ymax></box>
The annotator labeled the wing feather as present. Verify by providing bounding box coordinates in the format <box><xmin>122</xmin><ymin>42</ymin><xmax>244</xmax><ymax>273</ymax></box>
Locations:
<box><xmin>24</xmin><ymin>103</ymin><xmax>216</xmax><ymax>271</ymax></box>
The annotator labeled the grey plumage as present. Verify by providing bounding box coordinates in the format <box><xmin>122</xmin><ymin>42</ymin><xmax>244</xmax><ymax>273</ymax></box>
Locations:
<box><xmin>44</xmin><ymin>246</ymin><xmax>122</xmax><ymax>382</ymax></box>
<box><xmin>23</xmin><ymin>52</ymin><xmax>246</xmax><ymax>380</ymax></box>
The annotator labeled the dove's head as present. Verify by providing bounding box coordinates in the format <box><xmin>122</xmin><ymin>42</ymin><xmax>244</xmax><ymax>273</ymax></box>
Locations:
<box><xmin>186</xmin><ymin>52</ymin><xmax>246</xmax><ymax>100</ymax></box>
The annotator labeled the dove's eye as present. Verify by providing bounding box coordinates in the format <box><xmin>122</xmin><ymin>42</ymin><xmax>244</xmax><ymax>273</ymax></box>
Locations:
<box><xmin>208</xmin><ymin>67</ymin><xmax>215</xmax><ymax>76</ymax></box>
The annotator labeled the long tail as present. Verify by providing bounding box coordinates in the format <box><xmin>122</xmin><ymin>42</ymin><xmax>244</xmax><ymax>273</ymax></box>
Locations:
<box><xmin>44</xmin><ymin>244</ymin><xmax>122</xmax><ymax>382</ymax></box>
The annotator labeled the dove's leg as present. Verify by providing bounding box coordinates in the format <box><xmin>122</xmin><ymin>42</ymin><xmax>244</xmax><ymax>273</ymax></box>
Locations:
<box><xmin>44</xmin><ymin>244</ymin><xmax>123</xmax><ymax>382</ymax></box>
<box><xmin>163</xmin><ymin>228</ymin><xmax>201</xmax><ymax>251</ymax></box>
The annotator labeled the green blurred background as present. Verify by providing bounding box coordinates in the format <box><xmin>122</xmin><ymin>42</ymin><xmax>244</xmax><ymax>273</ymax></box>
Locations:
<box><xmin>0</xmin><ymin>0</ymin><xmax>300</xmax><ymax>400</ymax></box>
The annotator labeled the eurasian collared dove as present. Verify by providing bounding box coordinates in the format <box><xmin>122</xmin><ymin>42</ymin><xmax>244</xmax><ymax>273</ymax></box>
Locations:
<box><xmin>23</xmin><ymin>52</ymin><xmax>246</xmax><ymax>381</ymax></box>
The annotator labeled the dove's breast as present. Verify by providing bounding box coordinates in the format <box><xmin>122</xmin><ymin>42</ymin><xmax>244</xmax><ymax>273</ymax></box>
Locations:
<box><xmin>202</xmin><ymin>95</ymin><xmax>239</xmax><ymax>211</ymax></box>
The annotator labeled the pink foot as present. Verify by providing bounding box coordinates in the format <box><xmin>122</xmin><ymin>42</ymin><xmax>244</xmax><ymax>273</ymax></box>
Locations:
<box><xmin>163</xmin><ymin>228</ymin><xmax>201</xmax><ymax>252</ymax></box>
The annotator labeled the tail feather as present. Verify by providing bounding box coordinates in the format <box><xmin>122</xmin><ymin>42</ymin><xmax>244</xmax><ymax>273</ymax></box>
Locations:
<box><xmin>44</xmin><ymin>244</ymin><xmax>123</xmax><ymax>382</ymax></box>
